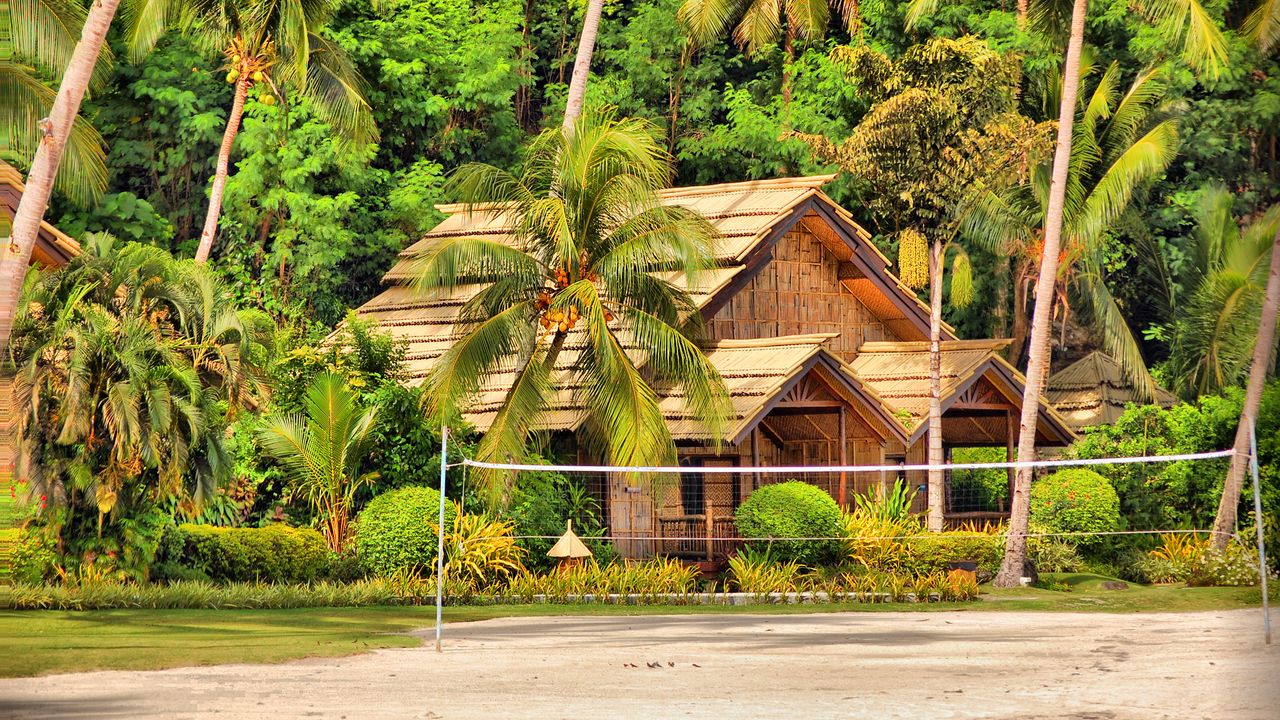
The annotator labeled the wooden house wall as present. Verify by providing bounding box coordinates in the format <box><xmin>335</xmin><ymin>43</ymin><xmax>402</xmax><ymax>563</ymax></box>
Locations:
<box><xmin>705</xmin><ymin>227</ymin><xmax>900</xmax><ymax>361</ymax></box>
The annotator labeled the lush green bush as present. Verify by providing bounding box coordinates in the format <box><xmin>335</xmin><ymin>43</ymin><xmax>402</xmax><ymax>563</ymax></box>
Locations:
<box><xmin>1029</xmin><ymin>469</ymin><xmax>1121</xmax><ymax>547</ymax></box>
<box><xmin>1028</xmin><ymin>538</ymin><xmax>1086</xmax><ymax>573</ymax></box>
<box><xmin>354</xmin><ymin>486</ymin><xmax>455</xmax><ymax>577</ymax></box>
<box><xmin>735</xmin><ymin>481</ymin><xmax>843</xmax><ymax>565</ymax></box>
<box><xmin>163</xmin><ymin>524</ymin><xmax>330</xmax><ymax>583</ymax></box>
<box><xmin>907</xmin><ymin>532</ymin><xmax>1005</xmax><ymax>578</ymax></box>
<box><xmin>9</xmin><ymin>530</ymin><xmax>58</xmax><ymax>585</ymax></box>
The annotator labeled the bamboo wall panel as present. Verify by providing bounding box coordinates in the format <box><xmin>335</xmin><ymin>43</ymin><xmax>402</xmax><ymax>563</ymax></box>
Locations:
<box><xmin>706</xmin><ymin>227</ymin><xmax>897</xmax><ymax>361</ymax></box>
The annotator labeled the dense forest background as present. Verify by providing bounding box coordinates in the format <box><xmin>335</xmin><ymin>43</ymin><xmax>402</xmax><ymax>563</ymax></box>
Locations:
<box><xmin>29</xmin><ymin>0</ymin><xmax>1280</xmax><ymax>374</ymax></box>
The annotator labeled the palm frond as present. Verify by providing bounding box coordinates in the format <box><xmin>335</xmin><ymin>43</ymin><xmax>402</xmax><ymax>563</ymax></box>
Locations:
<box><xmin>1143</xmin><ymin>0</ymin><xmax>1228</xmax><ymax>79</ymax></box>
<box><xmin>1071</xmin><ymin>120</ymin><xmax>1177</xmax><ymax>248</ymax></box>
<box><xmin>303</xmin><ymin>32</ymin><xmax>377</xmax><ymax>149</ymax></box>
<box><xmin>1243</xmin><ymin>0</ymin><xmax>1280</xmax><ymax>53</ymax></box>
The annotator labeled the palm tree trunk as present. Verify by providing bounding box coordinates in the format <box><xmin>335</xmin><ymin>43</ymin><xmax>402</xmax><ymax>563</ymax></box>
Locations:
<box><xmin>194</xmin><ymin>76</ymin><xmax>251</xmax><ymax>264</ymax></box>
<box><xmin>668</xmin><ymin>43</ymin><xmax>691</xmax><ymax>155</ymax></box>
<box><xmin>0</xmin><ymin>0</ymin><xmax>120</xmax><ymax>361</ymax></box>
<box><xmin>927</xmin><ymin>240</ymin><xmax>946</xmax><ymax>532</ymax></box>
<box><xmin>1211</xmin><ymin>222</ymin><xmax>1280</xmax><ymax>549</ymax></box>
<box><xmin>993</xmin><ymin>0</ymin><xmax>1088</xmax><ymax>588</ymax></box>
<box><xmin>1017</xmin><ymin>0</ymin><xmax>1028</xmax><ymax>25</ymax></box>
<box><xmin>562</xmin><ymin>0</ymin><xmax>605</xmax><ymax>131</ymax></box>
<box><xmin>781</xmin><ymin>27</ymin><xmax>796</xmax><ymax>109</ymax></box>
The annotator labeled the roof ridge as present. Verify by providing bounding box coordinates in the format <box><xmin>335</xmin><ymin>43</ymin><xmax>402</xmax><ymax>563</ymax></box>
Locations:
<box><xmin>655</xmin><ymin>174</ymin><xmax>837</xmax><ymax>199</ymax></box>
<box><xmin>857</xmin><ymin>339</ymin><xmax>1013</xmax><ymax>353</ymax></box>
<box><xmin>702</xmin><ymin>333</ymin><xmax>837</xmax><ymax>350</ymax></box>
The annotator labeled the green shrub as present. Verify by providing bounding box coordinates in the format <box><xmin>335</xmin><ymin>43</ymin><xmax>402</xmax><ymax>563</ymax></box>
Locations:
<box><xmin>9</xmin><ymin>530</ymin><xmax>58</xmax><ymax>585</ymax></box>
<box><xmin>172</xmin><ymin>524</ymin><xmax>329</xmax><ymax>583</ymax></box>
<box><xmin>735</xmin><ymin>481</ymin><xmax>842</xmax><ymax>565</ymax></box>
<box><xmin>726</xmin><ymin>547</ymin><xmax>810</xmax><ymax>593</ymax></box>
<box><xmin>1029</xmin><ymin>469</ymin><xmax>1121</xmax><ymax>546</ymax></box>
<box><xmin>1028</xmin><ymin>538</ymin><xmax>1085</xmax><ymax>573</ymax></box>
<box><xmin>1187</xmin><ymin>543</ymin><xmax>1262</xmax><ymax>587</ymax></box>
<box><xmin>354</xmin><ymin>486</ymin><xmax>455</xmax><ymax>577</ymax></box>
<box><xmin>907</xmin><ymin>532</ymin><xmax>1004</xmax><ymax>579</ymax></box>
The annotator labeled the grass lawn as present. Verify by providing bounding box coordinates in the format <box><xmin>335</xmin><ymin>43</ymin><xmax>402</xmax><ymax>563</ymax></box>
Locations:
<box><xmin>0</xmin><ymin>574</ymin><xmax>1270</xmax><ymax>679</ymax></box>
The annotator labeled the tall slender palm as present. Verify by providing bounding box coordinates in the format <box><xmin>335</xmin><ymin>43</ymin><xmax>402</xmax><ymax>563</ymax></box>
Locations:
<box><xmin>962</xmin><ymin>63</ymin><xmax>1179</xmax><ymax>399</ymax></box>
<box><xmin>1210</xmin><ymin>213</ymin><xmax>1279</xmax><ymax>548</ymax></box>
<box><xmin>1209</xmin><ymin>5</ymin><xmax>1280</xmax><ymax>547</ymax></box>
<box><xmin>1</xmin><ymin>0</ymin><xmax>119</xmax><ymax>364</ymax></box>
<box><xmin>993</xmin><ymin>0</ymin><xmax>1088</xmax><ymax>588</ymax></box>
<box><xmin>414</xmin><ymin>111</ymin><xmax>731</xmax><ymax>508</ymax></box>
<box><xmin>992</xmin><ymin>0</ymin><xmax>1228</xmax><ymax>587</ymax></box>
<box><xmin>2</xmin><ymin>0</ymin><xmax>111</xmax><ymax>205</ymax></box>
<box><xmin>121</xmin><ymin>0</ymin><xmax>377</xmax><ymax>263</ymax></box>
<box><xmin>259</xmin><ymin>372</ymin><xmax>378</xmax><ymax>552</ymax></box>
<box><xmin>679</xmin><ymin>0</ymin><xmax>861</xmax><ymax>103</ymax></box>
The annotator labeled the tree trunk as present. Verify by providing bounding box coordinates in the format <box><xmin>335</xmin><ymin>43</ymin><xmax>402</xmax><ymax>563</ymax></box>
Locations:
<box><xmin>1010</xmin><ymin>268</ymin><xmax>1031</xmax><ymax>367</ymax></box>
<box><xmin>194</xmin><ymin>76</ymin><xmax>251</xmax><ymax>264</ymax></box>
<box><xmin>993</xmin><ymin>254</ymin><xmax>1010</xmax><ymax>339</ymax></box>
<box><xmin>562</xmin><ymin>0</ymin><xmax>605</xmax><ymax>131</ymax></box>
<box><xmin>667</xmin><ymin>44</ymin><xmax>691</xmax><ymax>155</ymax></box>
<box><xmin>927</xmin><ymin>240</ymin><xmax>946</xmax><ymax>532</ymax></box>
<box><xmin>993</xmin><ymin>0</ymin><xmax>1088</xmax><ymax>588</ymax></box>
<box><xmin>515</xmin><ymin>0</ymin><xmax>537</xmax><ymax>131</ymax></box>
<box><xmin>1017</xmin><ymin>0</ymin><xmax>1028</xmax><ymax>25</ymax></box>
<box><xmin>781</xmin><ymin>27</ymin><xmax>796</xmax><ymax>109</ymax></box>
<box><xmin>0</xmin><ymin>0</ymin><xmax>120</xmax><ymax>361</ymax></box>
<box><xmin>1211</xmin><ymin>222</ymin><xmax>1280</xmax><ymax>549</ymax></box>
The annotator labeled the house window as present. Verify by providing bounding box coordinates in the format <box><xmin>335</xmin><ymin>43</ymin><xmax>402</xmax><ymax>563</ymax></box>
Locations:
<box><xmin>679</xmin><ymin>457</ymin><xmax>739</xmax><ymax>516</ymax></box>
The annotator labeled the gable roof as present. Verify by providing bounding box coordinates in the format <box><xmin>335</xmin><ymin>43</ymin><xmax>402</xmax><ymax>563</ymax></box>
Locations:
<box><xmin>846</xmin><ymin>340</ymin><xmax>1077</xmax><ymax>446</ymax></box>
<box><xmin>1046</xmin><ymin>351</ymin><xmax>1179</xmax><ymax>430</ymax></box>
<box><xmin>0</xmin><ymin>161</ymin><xmax>81</xmax><ymax>267</ymax></box>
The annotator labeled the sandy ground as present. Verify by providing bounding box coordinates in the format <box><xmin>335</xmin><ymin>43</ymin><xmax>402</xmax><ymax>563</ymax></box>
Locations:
<box><xmin>1</xmin><ymin>609</ymin><xmax>1276</xmax><ymax>720</ymax></box>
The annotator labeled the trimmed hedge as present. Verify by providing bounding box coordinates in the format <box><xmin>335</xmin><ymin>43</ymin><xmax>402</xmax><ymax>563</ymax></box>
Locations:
<box><xmin>735</xmin><ymin>481</ymin><xmax>842</xmax><ymax>565</ymax></box>
<box><xmin>354</xmin><ymin>486</ymin><xmax>455</xmax><ymax>577</ymax></box>
<box><xmin>1030</xmin><ymin>469</ymin><xmax>1121</xmax><ymax>546</ymax></box>
<box><xmin>168</xmin><ymin>524</ymin><xmax>329</xmax><ymax>583</ymax></box>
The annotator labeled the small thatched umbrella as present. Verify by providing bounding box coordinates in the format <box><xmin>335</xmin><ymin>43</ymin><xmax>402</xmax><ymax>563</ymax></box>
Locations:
<box><xmin>548</xmin><ymin>520</ymin><xmax>592</xmax><ymax>571</ymax></box>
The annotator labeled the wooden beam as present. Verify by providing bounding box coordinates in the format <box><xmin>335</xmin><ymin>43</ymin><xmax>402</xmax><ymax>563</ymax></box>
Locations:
<box><xmin>751</xmin><ymin>427</ymin><xmax>761</xmax><ymax>492</ymax></box>
<box><xmin>838</xmin><ymin>407</ymin><xmax>848</xmax><ymax>507</ymax></box>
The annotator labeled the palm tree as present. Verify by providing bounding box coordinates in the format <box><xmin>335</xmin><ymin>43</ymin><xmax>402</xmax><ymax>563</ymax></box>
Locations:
<box><xmin>11</xmin><ymin>234</ymin><xmax>270</xmax><ymax>555</ymax></box>
<box><xmin>678</xmin><ymin>0</ymin><xmax>861</xmax><ymax>103</ymax></box>
<box><xmin>993</xmin><ymin>0</ymin><xmax>1089</xmax><ymax>588</ymax></box>
<box><xmin>1210</xmin><ymin>212</ymin><xmax>1279</xmax><ymax>548</ymax></box>
<box><xmin>414</xmin><ymin>110</ymin><xmax>731</xmax><ymax>508</ymax></box>
<box><xmin>259</xmin><ymin>372</ymin><xmax>378</xmax><ymax>552</ymax></box>
<box><xmin>1</xmin><ymin>0</ymin><xmax>120</xmax><ymax>363</ymax></box>
<box><xmin>1165</xmin><ymin>188</ymin><xmax>1279</xmax><ymax>397</ymax></box>
<box><xmin>992</xmin><ymin>0</ymin><xmax>1228</xmax><ymax>587</ymax></box>
<box><xmin>121</xmin><ymin>0</ymin><xmax>377</xmax><ymax>263</ymax></box>
<box><xmin>962</xmin><ymin>63</ymin><xmax>1179</xmax><ymax>399</ymax></box>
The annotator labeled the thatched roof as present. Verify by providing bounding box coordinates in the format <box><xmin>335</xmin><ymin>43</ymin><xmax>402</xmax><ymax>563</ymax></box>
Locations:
<box><xmin>0</xmin><ymin>161</ymin><xmax>80</xmax><ymax>267</ymax></box>
<box><xmin>1046</xmin><ymin>351</ymin><xmax>1178</xmax><ymax>430</ymax></box>
<box><xmin>846</xmin><ymin>340</ymin><xmax>1077</xmax><ymax>446</ymax></box>
<box><xmin>352</xmin><ymin>175</ymin><xmax>1036</xmax><ymax>446</ymax></box>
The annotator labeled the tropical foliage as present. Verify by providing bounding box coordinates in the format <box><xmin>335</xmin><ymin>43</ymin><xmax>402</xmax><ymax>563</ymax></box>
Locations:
<box><xmin>258</xmin><ymin>372</ymin><xmax>379</xmax><ymax>552</ymax></box>
<box><xmin>10</xmin><ymin>234</ymin><xmax>271</xmax><ymax>577</ymax></box>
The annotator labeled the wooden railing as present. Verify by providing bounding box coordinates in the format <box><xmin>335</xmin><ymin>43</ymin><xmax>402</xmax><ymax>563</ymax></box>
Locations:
<box><xmin>655</xmin><ymin>514</ymin><xmax>741</xmax><ymax>560</ymax></box>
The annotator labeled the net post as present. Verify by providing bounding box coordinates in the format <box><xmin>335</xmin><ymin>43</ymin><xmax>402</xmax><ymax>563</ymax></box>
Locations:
<box><xmin>1248</xmin><ymin>423</ymin><xmax>1271</xmax><ymax>645</ymax></box>
<box><xmin>435</xmin><ymin>426</ymin><xmax>449</xmax><ymax>654</ymax></box>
